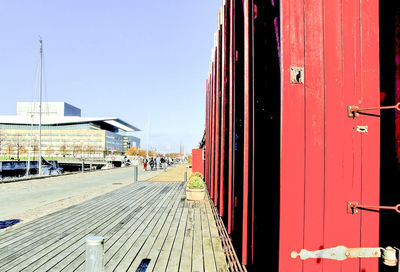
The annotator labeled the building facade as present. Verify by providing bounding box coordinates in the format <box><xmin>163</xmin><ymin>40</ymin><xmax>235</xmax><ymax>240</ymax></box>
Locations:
<box><xmin>0</xmin><ymin>102</ymin><xmax>140</xmax><ymax>158</ymax></box>
<box><xmin>17</xmin><ymin>102</ymin><xmax>81</xmax><ymax>117</ymax></box>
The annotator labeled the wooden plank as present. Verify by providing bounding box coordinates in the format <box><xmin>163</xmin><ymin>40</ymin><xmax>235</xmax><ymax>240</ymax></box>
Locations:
<box><xmin>49</xmin><ymin>184</ymin><xmax>179</xmax><ymax>271</ymax></box>
<box><xmin>0</xmin><ymin>184</ymin><xmax>160</xmax><ymax>270</ymax></box>
<box><xmin>0</xmin><ymin>182</ymin><xmax>141</xmax><ymax>243</ymax></box>
<box><xmin>123</xmin><ymin>186</ymin><xmax>185</xmax><ymax>271</ymax></box>
<box><xmin>219</xmin><ymin>1</ymin><xmax>228</xmax><ymax>217</ymax></box>
<box><xmin>323</xmin><ymin>0</ymin><xmax>360</xmax><ymax>271</ymax></box>
<box><xmin>205</xmin><ymin>200</ymin><xmax>228</xmax><ymax>271</ymax></box>
<box><xmin>165</xmin><ymin>201</ymin><xmax>189</xmax><ymax>272</ymax></box>
<box><xmin>227</xmin><ymin>0</ymin><xmax>234</xmax><ymax>234</ymax></box>
<box><xmin>0</xmin><ymin>183</ymin><xmax>161</xmax><ymax>269</ymax></box>
<box><xmin>0</xmin><ymin>184</ymin><xmax>153</xmax><ymax>248</ymax></box>
<box><xmin>191</xmin><ymin>203</ymin><xmax>203</xmax><ymax>272</ymax></box>
<box><xmin>0</xmin><ymin>182</ymin><xmax>230</xmax><ymax>272</ymax></box>
<box><xmin>201</xmin><ymin>201</ymin><xmax>217</xmax><ymax>272</ymax></box>
<box><xmin>210</xmin><ymin>52</ymin><xmax>216</xmax><ymax>199</ymax></box>
<box><xmin>303</xmin><ymin>0</ymin><xmax>324</xmax><ymax>271</ymax></box>
<box><xmin>214</xmin><ymin>20</ymin><xmax>222</xmax><ymax>208</ymax></box>
<box><xmin>359</xmin><ymin>0</ymin><xmax>380</xmax><ymax>271</ymax></box>
<box><xmin>63</xmin><ymin>185</ymin><xmax>182</xmax><ymax>271</ymax></box>
<box><xmin>102</xmin><ymin>184</ymin><xmax>181</xmax><ymax>271</ymax></box>
<box><xmin>178</xmin><ymin>201</ymin><xmax>194</xmax><ymax>272</ymax></box>
<box><xmin>12</xmin><ymin>183</ymin><xmax>167</xmax><ymax>271</ymax></box>
<box><xmin>57</xmin><ymin>184</ymin><xmax>180</xmax><ymax>271</ymax></box>
<box><xmin>153</xmin><ymin>198</ymin><xmax>188</xmax><ymax>272</ymax></box>
<box><xmin>341</xmin><ymin>0</ymin><xmax>362</xmax><ymax>247</ymax></box>
<box><xmin>0</xmin><ymin>183</ymin><xmax>147</xmax><ymax>248</ymax></box>
<box><xmin>279</xmin><ymin>0</ymin><xmax>305</xmax><ymax>270</ymax></box>
<box><xmin>340</xmin><ymin>0</ymin><xmax>363</xmax><ymax>270</ymax></box>
<box><xmin>242</xmin><ymin>0</ymin><xmax>251</xmax><ymax>263</ymax></box>
<box><xmin>144</xmin><ymin>192</ymin><xmax>185</xmax><ymax>271</ymax></box>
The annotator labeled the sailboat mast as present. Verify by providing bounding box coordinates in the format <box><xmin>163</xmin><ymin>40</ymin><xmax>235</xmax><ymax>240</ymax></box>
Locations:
<box><xmin>38</xmin><ymin>38</ymin><xmax>43</xmax><ymax>176</ymax></box>
<box><xmin>146</xmin><ymin>117</ymin><xmax>150</xmax><ymax>159</ymax></box>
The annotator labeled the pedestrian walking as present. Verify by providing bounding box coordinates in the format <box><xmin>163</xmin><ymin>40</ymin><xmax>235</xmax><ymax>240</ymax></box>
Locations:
<box><xmin>161</xmin><ymin>157</ymin><xmax>167</xmax><ymax>171</ymax></box>
<box><xmin>143</xmin><ymin>157</ymin><xmax>148</xmax><ymax>171</ymax></box>
<box><xmin>156</xmin><ymin>157</ymin><xmax>161</xmax><ymax>170</ymax></box>
<box><xmin>149</xmin><ymin>158</ymin><xmax>154</xmax><ymax>171</ymax></box>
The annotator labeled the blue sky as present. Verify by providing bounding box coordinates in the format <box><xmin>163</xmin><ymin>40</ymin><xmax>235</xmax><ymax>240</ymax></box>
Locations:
<box><xmin>0</xmin><ymin>0</ymin><xmax>220</xmax><ymax>153</ymax></box>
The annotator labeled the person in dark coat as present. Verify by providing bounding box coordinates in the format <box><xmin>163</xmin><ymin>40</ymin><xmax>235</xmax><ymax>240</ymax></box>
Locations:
<box><xmin>161</xmin><ymin>157</ymin><xmax>166</xmax><ymax>171</ymax></box>
<box><xmin>149</xmin><ymin>158</ymin><xmax>155</xmax><ymax>171</ymax></box>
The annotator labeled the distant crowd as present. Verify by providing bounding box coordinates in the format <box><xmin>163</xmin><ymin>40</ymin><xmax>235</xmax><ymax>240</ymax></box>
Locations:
<box><xmin>142</xmin><ymin>156</ymin><xmax>175</xmax><ymax>171</ymax></box>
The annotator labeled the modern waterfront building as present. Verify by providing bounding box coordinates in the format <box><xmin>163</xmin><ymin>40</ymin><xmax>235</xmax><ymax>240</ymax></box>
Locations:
<box><xmin>16</xmin><ymin>102</ymin><xmax>82</xmax><ymax>117</ymax></box>
<box><xmin>0</xmin><ymin>102</ymin><xmax>140</xmax><ymax>158</ymax></box>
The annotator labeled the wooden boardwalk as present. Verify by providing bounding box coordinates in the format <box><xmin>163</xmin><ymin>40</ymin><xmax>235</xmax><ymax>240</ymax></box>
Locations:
<box><xmin>0</xmin><ymin>182</ymin><xmax>228</xmax><ymax>271</ymax></box>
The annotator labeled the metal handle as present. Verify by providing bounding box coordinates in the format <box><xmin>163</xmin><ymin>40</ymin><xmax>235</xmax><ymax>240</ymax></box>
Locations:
<box><xmin>291</xmin><ymin>246</ymin><xmax>396</xmax><ymax>266</ymax></box>
<box><xmin>291</xmin><ymin>246</ymin><xmax>380</xmax><ymax>261</ymax></box>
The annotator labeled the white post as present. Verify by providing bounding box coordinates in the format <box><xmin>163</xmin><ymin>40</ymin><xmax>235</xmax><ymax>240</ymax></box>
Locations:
<box><xmin>133</xmin><ymin>166</ymin><xmax>138</xmax><ymax>183</ymax></box>
<box><xmin>85</xmin><ymin>236</ymin><xmax>104</xmax><ymax>272</ymax></box>
<box><xmin>184</xmin><ymin>167</ymin><xmax>187</xmax><ymax>182</ymax></box>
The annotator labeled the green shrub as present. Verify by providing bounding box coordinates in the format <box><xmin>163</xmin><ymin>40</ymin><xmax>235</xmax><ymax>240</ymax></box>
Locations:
<box><xmin>188</xmin><ymin>176</ymin><xmax>204</xmax><ymax>189</ymax></box>
<box><xmin>189</xmin><ymin>172</ymin><xmax>204</xmax><ymax>180</ymax></box>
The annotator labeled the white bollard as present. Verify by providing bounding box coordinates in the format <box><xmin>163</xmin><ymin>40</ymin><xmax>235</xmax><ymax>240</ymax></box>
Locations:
<box><xmin>184</xmin><ymin>167</ymin><xmax>187</xmax><ymax>182</ymax></box>
<box><xmin>133</xmin><ymin>166</ymin><xmax>138</xmax><ymax>183</ymax></box>
<box><xmin>86</xmin><ymin>236</ymin><xmax>104</xmax><ymax>272</ymax></box>
<box><xmin>184</xmin><ymin>165</ymin><xmax>192</xmax><ymax>182</ymax></box>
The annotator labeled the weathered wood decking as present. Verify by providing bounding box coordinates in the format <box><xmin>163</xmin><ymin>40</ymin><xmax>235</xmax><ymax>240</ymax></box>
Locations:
<box><xmin>0</xmin><ymin>182</ymin><xmax>228</xmax><ymax>271</ymax></box>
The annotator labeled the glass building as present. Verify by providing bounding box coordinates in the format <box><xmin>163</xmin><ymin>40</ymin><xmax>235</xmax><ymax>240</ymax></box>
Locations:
<box><xmin>0</xmin><ymin>102</ymin><xmax>140</xmax><ymax>158</ymax></box>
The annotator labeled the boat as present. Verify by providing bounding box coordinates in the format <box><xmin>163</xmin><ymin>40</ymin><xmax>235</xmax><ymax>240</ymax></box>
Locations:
<box><xmin>1</xmin><ymin>158</ymin><xmax>62</xmax><ymax>179</ymax></box>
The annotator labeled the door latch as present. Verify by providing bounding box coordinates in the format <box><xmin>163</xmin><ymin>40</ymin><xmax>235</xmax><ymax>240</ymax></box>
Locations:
<box><xmin>347</xmin><ymin>201</ymin><xmax>400</xmax><ymax>214</ymax></box>
<box><xmin>348</xmin><ymin>102</ymin><xmax>400</xmax><ymax>119</ymax></box>
<box><xmin>291</xmin><ymin>246</ymin><xmax>397</xmax><ymax>266</ymax></box>
<box><xmin>356</xmin><ymin>125</ymin><xmax>368</xmax><ymax>133</ymax></box>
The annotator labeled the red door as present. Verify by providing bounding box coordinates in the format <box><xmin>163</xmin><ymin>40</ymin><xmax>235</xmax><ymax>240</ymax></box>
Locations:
<box><xmin>279</xmin><ymin>0</ymin><xmax>380</xmax><ymax>271</ymax></box>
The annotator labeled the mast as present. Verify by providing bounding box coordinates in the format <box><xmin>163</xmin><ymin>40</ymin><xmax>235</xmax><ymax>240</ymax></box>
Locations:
<box><xmin>146</xmin><ymin>117</ymin><xmax>150</xmax><ymax>159</ymax></box>
<box><xmin>26</xmin><ymin>113</ymin><xmax>34</xmax><ymax>176</ymax></box>
<box><xmin>38</xmin><ymin>37</ymin><xmax>43</xmax><ymax>176</ymax></box>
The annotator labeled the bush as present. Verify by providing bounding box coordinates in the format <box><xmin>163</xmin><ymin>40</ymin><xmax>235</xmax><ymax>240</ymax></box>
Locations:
<box><xmin>189</xmin><ymin>172</ymin><xmax>203</xmax><ymax>180</ymax></box>
<box><xmin>188</xmin><ymin>176</ymin><xmax>204</xmax><ymax>189</ymax></box>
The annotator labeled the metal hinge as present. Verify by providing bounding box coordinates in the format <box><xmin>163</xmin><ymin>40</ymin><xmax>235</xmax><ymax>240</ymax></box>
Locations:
<box><xmin>291</xmin><ymin>246</ymin><xmax>397</xmax><ymax>266</ymax></box>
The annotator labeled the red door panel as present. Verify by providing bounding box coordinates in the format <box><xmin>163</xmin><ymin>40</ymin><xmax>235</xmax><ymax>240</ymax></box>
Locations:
<box><xmin>279</xmin><ymin>0</ymin><xmax>306</xmax><ymax>270</ymax></box>
<box><xmin>280</xmin><ymin>0</ymin><xmax>380</xmax><ymax>271</ymax></box>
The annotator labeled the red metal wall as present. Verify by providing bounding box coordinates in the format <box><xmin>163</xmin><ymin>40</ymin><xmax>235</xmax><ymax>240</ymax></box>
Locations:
<box><xmin>191</xmin><ymin>149</ymin><xmax>204</xmax><ymax>176</ymax></box>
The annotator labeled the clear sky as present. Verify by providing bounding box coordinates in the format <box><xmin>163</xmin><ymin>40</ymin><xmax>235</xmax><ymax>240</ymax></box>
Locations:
<box><xmin>0</xmin><ymin>0</ymin><xmax>220</xmax><ymax>154</ymax></box>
